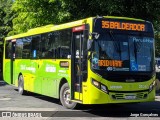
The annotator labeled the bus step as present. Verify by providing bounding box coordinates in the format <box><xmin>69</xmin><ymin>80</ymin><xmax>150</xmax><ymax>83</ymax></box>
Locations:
<box><xmin>71</xmin><ymin>99</ymin><xmax>82</xmax><ymax>103</ymax></box>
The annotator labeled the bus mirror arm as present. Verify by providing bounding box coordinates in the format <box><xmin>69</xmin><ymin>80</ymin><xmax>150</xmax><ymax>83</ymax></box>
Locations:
<box><xmin>87</xmin><ymin>32</ymin><xmax>99</xmax><ymax>51</ymax></box>
<box><xmin>87</xmin><ymin>51</ymin><xmax>93</xmax><ymax>60</ymax></box>
<box><xmin>87</xmin><ymin>39</ymin><xmax>93</xmax><ymax>60</ymax></box>
<box><xmin>87</xmin><ymin>39</ymin><xmax>93</xmax><ymax>51</ymax></box>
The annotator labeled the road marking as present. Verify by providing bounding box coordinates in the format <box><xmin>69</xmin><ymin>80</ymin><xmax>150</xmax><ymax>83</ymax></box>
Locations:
<box><xmin>0</xmin><ymin>98</ymin><xmax>11</xmax><ymax>100</ymax></box>
<box><xmin>0</xmin><ymin>107</ymin><xmax>58</xmax><ymax>111</ymax></box>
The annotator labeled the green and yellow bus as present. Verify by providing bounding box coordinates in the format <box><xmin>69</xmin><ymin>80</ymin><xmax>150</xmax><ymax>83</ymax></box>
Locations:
<box><xmin>3</xmin><ymin>16</ymin><xmax>156</xmax><ymax>109</ymax></box>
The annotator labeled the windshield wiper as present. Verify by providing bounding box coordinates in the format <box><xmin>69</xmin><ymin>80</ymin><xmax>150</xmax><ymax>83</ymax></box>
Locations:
<box><xmin>133</xmin><ymin>41</ymin><xmax>137</xmax><ymax>63</ymax></box>
<box><xmin>108</xmin><ymin>31</ymin><xmax>121</xmax><ymax>59</ymax></box>
<box><xmin>133</xmin><ymin>40</ymin><xmax>141</xmax><ymax>63</ymax></box>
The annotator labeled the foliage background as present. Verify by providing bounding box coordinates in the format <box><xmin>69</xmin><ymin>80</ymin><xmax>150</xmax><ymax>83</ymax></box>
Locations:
<box><xmin>0</xmin><ymin>0</ymin><xmax>160</xmax><ymax>56</ymax></box>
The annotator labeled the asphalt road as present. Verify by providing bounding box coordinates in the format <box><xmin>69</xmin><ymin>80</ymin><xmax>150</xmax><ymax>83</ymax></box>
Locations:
<box><xmin>0</xmin><ymin>80</ymin><xmax>160</xmax><ymax>120</ymax></box>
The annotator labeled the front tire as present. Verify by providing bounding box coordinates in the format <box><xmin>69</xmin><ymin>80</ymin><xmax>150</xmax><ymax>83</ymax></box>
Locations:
<box><xmin>60</xmin><ymin>83</ymin><xmax>77</xmax><ymax>109</ymax></box>
<box><xmin>18</xmin><ymin>75</ymin><xmax>25</xmax><ymax>95</ymax></box>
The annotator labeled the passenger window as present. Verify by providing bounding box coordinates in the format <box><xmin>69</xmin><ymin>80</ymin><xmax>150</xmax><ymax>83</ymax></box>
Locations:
<box><xmin>22</xmin><ymin>37</ymin><xmax>31</xmax><ymax>59</ymax></box>
<box><xmin>31</xmin><ymin>35</ymin><xmax>41</xmax><ymax>58</ymax></box>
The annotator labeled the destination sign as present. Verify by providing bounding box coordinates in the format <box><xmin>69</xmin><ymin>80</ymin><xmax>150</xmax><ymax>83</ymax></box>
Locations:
<box><xmin>102</xmin><ymin>20</ymin><xmax>145</xmax><ymax>31</ymax></box>
<box><xmin>98</xmin><ymin>60</ymin><xmax>123</xmax><ymax>67</ymax></box>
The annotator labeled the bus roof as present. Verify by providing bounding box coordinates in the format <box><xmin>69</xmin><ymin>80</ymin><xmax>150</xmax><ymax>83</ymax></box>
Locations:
<box><xmin>5</xmin><ymin>16</ymin><xmax>148</xmax><ymax>41</ymax></box>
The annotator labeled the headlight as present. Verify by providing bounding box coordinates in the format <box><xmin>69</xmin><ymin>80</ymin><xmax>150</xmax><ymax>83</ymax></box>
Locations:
<box><xmin>92</xmin><ymin>79</ymin><xmax>109</xmax><ymax>94</ymax></box>
<box><xmin>101</xmin><ymin>84</ymin><xmax>109</xmax><ymax>94</ymax></box>
<box><xmin>92</xmin><ymin>79</ymin><xmax>100</xmax><ymax>88</ymax></box>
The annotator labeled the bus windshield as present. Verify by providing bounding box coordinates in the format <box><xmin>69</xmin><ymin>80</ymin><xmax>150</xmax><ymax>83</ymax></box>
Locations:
<box><xmin>91</xmin><ymin>32</ymin><xmax>154</xmax><ymax>72</ymax></box>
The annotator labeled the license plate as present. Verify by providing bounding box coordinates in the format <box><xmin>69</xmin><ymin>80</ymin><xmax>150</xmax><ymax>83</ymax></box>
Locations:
<box><xmin>125</xmin><ymin>95</ymin><xmax>136</xmax><ymax>100</ymax></box>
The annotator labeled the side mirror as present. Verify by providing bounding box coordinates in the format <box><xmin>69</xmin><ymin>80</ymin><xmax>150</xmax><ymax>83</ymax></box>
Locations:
<box><xmin>91</xmin><ymin>32</ymin><xmax>100</xmax><ymax>40</ymax></box>
<box><xmin>87</xmin><ymin>32</ymin><xmax>100</xmax><ymax>51</ymax></box>
<box><xmin>87</xmin><ymin>39</ymin><xmax>93</xmax><ymax>51</ymax></box>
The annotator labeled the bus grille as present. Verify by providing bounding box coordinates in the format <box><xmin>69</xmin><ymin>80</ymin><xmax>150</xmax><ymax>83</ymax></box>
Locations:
<box><xmin>111</xmin><ymin>93</ymin><xmax>148</xmax><ymax>100</ymax></box>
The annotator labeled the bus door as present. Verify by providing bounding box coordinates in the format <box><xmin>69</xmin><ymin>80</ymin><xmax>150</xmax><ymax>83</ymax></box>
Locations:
<box><xmin>10</xmin><ymin>39</ymin><xmax>16</xmax><ymax>84</ymax></box>
<box><xmin>71</xmin><ymin>25</ymin><xmax>88</xmax><ymax>101</ymax></box>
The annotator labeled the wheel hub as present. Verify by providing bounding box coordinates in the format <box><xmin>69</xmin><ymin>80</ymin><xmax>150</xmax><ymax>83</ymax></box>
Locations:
<box><xmin>64</xmin><ymin>89</ymin><xmax>71</xmax><ymax>104</ymax></box>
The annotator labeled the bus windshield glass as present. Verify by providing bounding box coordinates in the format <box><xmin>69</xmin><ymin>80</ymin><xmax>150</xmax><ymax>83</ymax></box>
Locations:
<box><xmin>91</xmin><ymin>18</ymin><xmax>154</xmax><ymax>73</ymax></box>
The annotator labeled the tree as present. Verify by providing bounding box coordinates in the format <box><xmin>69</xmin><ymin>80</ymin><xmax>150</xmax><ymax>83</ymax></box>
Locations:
<box><xmin>11</xmin><ymin>0</ymin><xmax>160</xmax><ymax>34</ymax></box>
<box><xmin>11</xmin><ymin>0</ymin><xmax>71</xmax><ymax>34</ymax></box>
<box><xmin>155</xmin><ymin>32</ymin><xmax>160</xmax><ymax>57</ymax></box>
<box><xmin>0</xmin><ymin>0</ymin><xmax>15</xmax><ymax>40</ymax></box>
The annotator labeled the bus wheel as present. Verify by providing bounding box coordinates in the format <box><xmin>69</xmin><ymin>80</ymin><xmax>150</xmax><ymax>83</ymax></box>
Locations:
<box><xmin>60</xmin><ymin>83</ymin><xmax>77</xmax><ymax>109</ymax></box>
<box><xmin>18</xmin><ymin>75</ymin><xmax>25</xmax><ymax>95</ymax></box>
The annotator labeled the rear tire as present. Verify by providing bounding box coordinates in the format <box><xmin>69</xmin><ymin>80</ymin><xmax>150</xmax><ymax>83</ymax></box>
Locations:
<box><xmin>60</xmin><ymin>83</ymin><xmax>77</xmax><ymax>109</ymax></box>
<box><xmin>18</xmin><ymin>75</ymin><xmax>25</xmax><ymax>95</ymax></box>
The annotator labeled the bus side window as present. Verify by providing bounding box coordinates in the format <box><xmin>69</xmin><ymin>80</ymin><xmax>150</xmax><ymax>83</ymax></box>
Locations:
<box><xmin>41</xmin><ymin>33</ymin><xmax>49</xmax><ymax>58</ymax></box>
<box><xmin>60</xmin><ymin>46</ymin><xmax>70</xmax><ymax>59</ymax></box>
<box><xmin>48</xmin><ymin>32</ymin><xmax>56</xmax><ymax>59</ymax></box>
<box><xmin>5</xmin><ymin>41</ymin><xmax>12</xmax><ymax>59</ymax></box>
<box><xmin>22</xmin><ymin>37</ymin><xmax>31</xmax><ymax>59</ymax></box>
<box><xmin>31</xmin><ymin>35</ymin><xmax>41</xmax><ymax>58</ymax></box>
<box><xmin>16</xmin><ymin>38</ymin><xmax>23</xmax><ymax>58</ymax></box>
<box><xmin>59</xmin><ymin>29</ymin><xmax>71</xmax><ymax>59</ymax></box>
